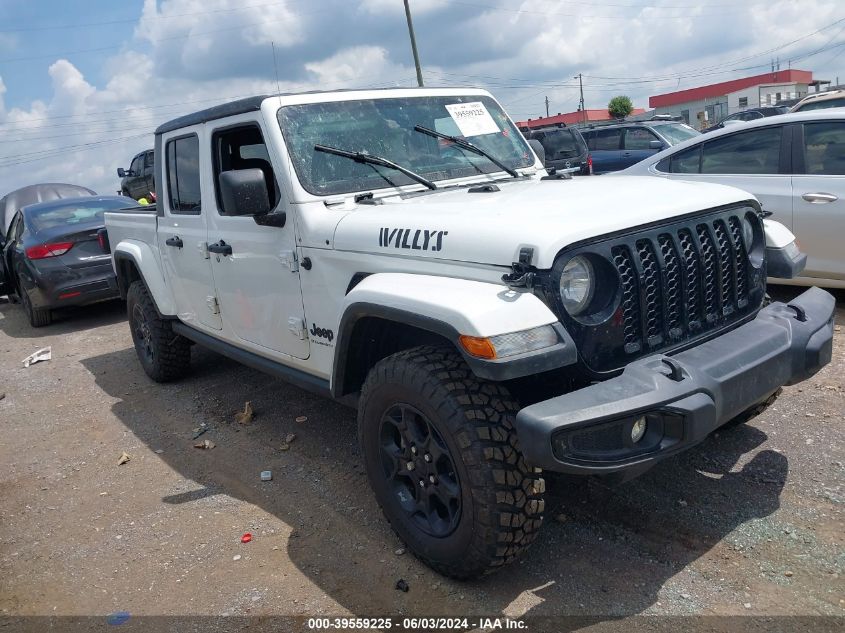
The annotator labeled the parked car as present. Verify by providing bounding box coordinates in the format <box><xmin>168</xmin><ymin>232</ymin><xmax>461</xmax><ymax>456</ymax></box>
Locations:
<box><xmin>0</xmin><ymin>196</ymin><xmax>141</xmax><ymax>326</ymax></box>
<box><xmin>620</xmin><ymin>110</ymin><xmax>845</xmax><ymax>288</ymax></box>
<box><xmin>1</xmin><ymin>183</ymin><xmax>95</xmax><ymax>235</ymax></box>
<box><xmin>790</xmin><ymin>89</ymin><xmax>845</xmax><ymax>113</ymax></box>
<box><xmin>117</xmin><ymin>149</ymin><xmax>155</xmax><ymax>200</ymax></box>
<box><xmin>104</xmin><ymin>88</ymin><xmax>832</xmax><ymax>579</ymax></box>
<box><xmin>522</xmin><ymin>125</ymin><xmax>591</xmax><ymax>175</ymax></box>
<box><xmin>702</xmin><ymin>106</ymin><xmax>789</xmax><ymax>133</ymax></box>
<box><xmin>579</xmin><ymin>121</ymin><xmax>699</xmax><ymax>173</ymax></box>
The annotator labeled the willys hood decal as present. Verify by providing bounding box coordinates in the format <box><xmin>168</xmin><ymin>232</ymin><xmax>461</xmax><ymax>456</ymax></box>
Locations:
<box><xmin>332</xmin><ymin>176</ymin><xmax>753</xmax><ymax>269</ymax></box>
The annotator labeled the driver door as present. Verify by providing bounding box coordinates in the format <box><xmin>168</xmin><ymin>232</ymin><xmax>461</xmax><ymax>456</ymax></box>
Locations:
<box><xmin>205</xmin><ymin>119</ymin><xmax>309</xmax><ymax>359</ymax></box>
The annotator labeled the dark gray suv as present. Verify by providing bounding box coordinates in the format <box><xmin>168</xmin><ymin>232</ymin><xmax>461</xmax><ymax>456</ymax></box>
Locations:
<box><xmin>522</xmin><ymin>125</ymin><xmax>591</xmax><ymax>175</ymax></box>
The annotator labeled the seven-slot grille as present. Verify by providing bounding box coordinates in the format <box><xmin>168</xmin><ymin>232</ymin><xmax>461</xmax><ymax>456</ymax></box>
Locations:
<box><xmin>610</xmin><ymin>211</ymin><xmax>755</xmax><ymax>355</ymax></box>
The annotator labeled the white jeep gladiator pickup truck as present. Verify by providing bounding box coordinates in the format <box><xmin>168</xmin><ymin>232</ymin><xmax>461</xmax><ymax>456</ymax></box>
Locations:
<box><xmin>105</xmin><ymin>87</ymin><xmax>835</xmax><ymax>578</ymax></box>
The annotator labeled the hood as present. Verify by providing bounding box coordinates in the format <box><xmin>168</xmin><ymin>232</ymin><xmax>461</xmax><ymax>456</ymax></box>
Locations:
<box><xmin>332</xmin><ymin>176</ymin><xmax>754</xmax><ymax>268</ymax></box>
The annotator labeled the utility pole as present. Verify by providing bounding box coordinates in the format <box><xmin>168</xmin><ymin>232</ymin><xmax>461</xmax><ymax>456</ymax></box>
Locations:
<box><xmin>403</xmin><ymin>0</ymin><xmax>424</xmax><ymax>87</ymax></box>
<box><xmin>574</xmin><ymin>73</ymin><xmax>585</xmax><ymax>124</ymax></box>
<box><xmin>545</xmin><ymin>96</ymin><xmax>550</xmax><ymax>118</ymax></box>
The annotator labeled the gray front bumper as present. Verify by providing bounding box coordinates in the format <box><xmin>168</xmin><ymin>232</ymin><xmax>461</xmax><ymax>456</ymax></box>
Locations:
<box><xmin>515</xmin><ymin>287</ymin><xmax>836</xmax><ymax>474</ymax></box>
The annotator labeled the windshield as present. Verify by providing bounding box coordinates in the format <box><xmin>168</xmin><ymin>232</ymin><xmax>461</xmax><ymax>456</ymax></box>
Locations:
<box><xmin>28</xmin><ymin>198</ymin><xmax>138</xmax><ymax>232</ymax></box>
<box><xmin>654</xmin><ymin>123</ymin><xmax>700</xmax><ymax>145</ymax></box>
<box><xmin>277</xmin><ymin>95</ymin><xmax>533</xmax><ymax>196</ymax></box>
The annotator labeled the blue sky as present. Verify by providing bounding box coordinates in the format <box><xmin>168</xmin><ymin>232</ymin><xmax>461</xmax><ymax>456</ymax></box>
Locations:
<box><xmin>0</xmin><ymin>0</ymin><xmax>843</xmax><ymax>195</ymax></box>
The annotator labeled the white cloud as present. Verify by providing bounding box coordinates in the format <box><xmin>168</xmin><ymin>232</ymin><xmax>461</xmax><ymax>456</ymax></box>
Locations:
<box><xmin>1</xmin><ymin>0</ymin><xmax>844</xmax><ymax>197</ymax></box>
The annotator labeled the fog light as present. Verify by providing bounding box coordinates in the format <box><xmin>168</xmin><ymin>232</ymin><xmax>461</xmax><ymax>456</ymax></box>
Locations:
<box><xmin>631</xmin><ymin>416</ymin><xmax>647</xmax><ymax>443</ymax></box>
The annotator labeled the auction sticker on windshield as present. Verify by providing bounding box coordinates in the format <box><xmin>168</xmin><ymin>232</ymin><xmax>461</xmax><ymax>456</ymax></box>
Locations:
<box><xmin>445</xmin><ymin>102</ymin><xmax>500</xmax><ymax>137</ymax></box>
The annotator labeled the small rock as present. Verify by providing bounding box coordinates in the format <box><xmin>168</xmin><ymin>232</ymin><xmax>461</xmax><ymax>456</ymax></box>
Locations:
<box><xmin>260</xmin><ymin>470</ymin><xmax>273</xmax><ymax>481</ymax></box>
<box><xmin>678</xmin><ymin>499</ymin><xmax>688</xmax><ymax>507</ymax></box>
<box><xmin>117</xmin><ymin>452</ymin><xmax>131</xmax><ymax>466</ymax></box>
<box><xmin>395</xmin><ymin>579</ymin><xmax>409</xmax><ymax>592</ymax></box>
<box><xmin>784</xmin><ymin>570</ymin><xmax>794</xmax><ymax>577</ymax></box>
<box><xmin>680</xmin><ymin>593</ymin><xmax>691</xmax><ymax>600</ymax></box>
<box><xmin>743</xmin><ymin>603</ymin><xmax>752</xmax><ymax>609</ymax></box>
<box><xmin>233</xmin><ymin>555</ymin><xmax>241</xmax><ymax>561</ymax></box>
<box><xmin>279</xmin><ymin>443</ymin><xmax>290</xmax><ymax>451</ymax></box>
<box><xmin>285</xmin><ymin>433</ymin><xmax>296</xmax><ymax>444</ymax></box>
<box><xmin>154</xmin><ymin>449</ymin><xmax>164</xmax><ymax>454</ymax></box>
<box><xmin>295</xmin><ymin>416</ymin><xmax>308</xmax><ymax>423</ymax></box>
<box><xmin>395</xmin><ymin>548</ymin><xmax>406</xmax><ymax>556</ymax></box>
<box><xmin>805</xmin><ymin>413</ymin><xmax>816</xmax><ymax>418</ymax></box>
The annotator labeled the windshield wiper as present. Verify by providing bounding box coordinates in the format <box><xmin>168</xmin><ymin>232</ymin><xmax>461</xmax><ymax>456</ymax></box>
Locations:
<box><xmin>413</xmin><ymin>125</ymin><xmax>519</xmax><ymax>178</ymax></box>
<box><xmin>313</xmin><ymin>144</ymin><xmax>437</xmax><ymax>190</ymax></box>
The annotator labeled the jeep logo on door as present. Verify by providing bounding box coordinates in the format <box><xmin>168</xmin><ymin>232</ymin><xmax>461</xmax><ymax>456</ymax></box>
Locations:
<box><xmin>309</xmin><ymin>323</ymin><xmax>334</xmax><ymax>343</ymax></box>
<box><xmin>378</xmin><ymin>228</ymin><xmax>448</xmax><ymax>252</ymax></box>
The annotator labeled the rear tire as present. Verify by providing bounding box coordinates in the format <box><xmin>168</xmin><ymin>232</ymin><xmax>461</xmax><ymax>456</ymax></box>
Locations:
<box><xmin>358</xmin><ymin>345</ymin><xmax>545</xmax><ymax>579</ymax></box>
<box><xmin>126</xmin><ymin>280</ymin><xmax>191</xmax><ymax>382</ymax></box>
<box><xmin>18</xmin><ymin>278</ymin><xmax>51</xmax><ymax>327</ymax></box>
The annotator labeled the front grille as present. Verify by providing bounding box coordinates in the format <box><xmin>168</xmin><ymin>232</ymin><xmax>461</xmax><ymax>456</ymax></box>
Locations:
<box><xmin>555</xmin><ymin>205</ymin><xmax>765</xmax><ymax>373</ymax></box>
<box><xmin>610</xmin><ymin>212</ymin><xmax>755</xmax><ymax>355</ymax></box>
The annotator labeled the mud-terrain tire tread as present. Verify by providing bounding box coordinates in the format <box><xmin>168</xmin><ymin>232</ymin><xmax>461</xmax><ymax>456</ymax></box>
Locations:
<box><xmin>358</xmin><ymin>345</ymin><xmax>544</xmax><ymax>579</ymax></box>
<box><xmin>126</xmin><ymin>280</ymin><xmax>191</xmax><ymax>382</ymax></box>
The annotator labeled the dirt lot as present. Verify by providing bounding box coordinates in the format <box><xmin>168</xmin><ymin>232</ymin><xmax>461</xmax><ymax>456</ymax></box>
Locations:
<box><xmin>0</xmin><ymin>286</ymin><xmax>843</xmax><ymax>628</ymax></box>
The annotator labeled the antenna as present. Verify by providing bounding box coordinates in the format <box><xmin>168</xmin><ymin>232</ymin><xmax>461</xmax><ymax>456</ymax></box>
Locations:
<box><xmin>271</xmin><ymin>41</ymin><xmax>282</xmax><ymax>96</ymax></box>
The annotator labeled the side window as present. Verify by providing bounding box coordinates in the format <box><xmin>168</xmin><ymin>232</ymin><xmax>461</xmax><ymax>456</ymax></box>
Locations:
<box><xmin>670</xmin><ymin>146</ymin><xmax>702</xmax><ymax>173</ymax></box>
<box><xmin>584</xmin><ymin>131</ymin><xmax>595</xmax><ymax>151</ymax></box>
<box><xmin>129</xmin><ymin>156</ymin><xmax>143</xmax><ymax>174</ymax></box>
<box><xmin>803</xmin><ymin>122</ymin><xmax>845</xmax><ymax>175</ymax></box>
<box><xmin>166</xmin><ymin>134</ymin><xmax>202</xmax><ymax>215</ymax></box>
<box><xmin>700</xmin><ymin>126</ymin><xmax>782</xmax><ymax>174</ymax></box>
<box><xmin>592</xmin><ymin>129</ymin><xmax>621</xmax><ymax>151</ymax></box>
<box><xmin>212</xmin><ymin>124</ymin><xmax>280</xmax><ymax>214</ymax></box>
<box><xmin>144</xmin><ymin>151</ymin><xmax>154</xmax><ymax>168</ymax></box>
<box><xmin>624</xmin><ymin>127</ymin><xmax>658</xmax><ymax>150</ymax></box>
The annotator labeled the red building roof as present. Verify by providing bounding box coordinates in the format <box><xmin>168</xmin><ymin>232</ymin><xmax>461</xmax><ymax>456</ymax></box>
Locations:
<box><xmin>517</xmin><ymin>108</ymin><xmax>646</xmax><ymax>129</ymax></box>
<box><xmin>649</xmin><ymin>69</ymin><xmax>813</xmax><ymax>108</ymax></box>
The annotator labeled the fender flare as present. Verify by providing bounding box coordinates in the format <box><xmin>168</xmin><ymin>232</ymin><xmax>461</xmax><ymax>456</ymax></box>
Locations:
<box><xmin>331</xmin><ymin>273</ymin><xmax>576</xmax><ymax>395</ymax></box>
<box><xmin>113</xmin><ymin>241</ymin><xmax>176</xmax><ymax>316</ymax></box>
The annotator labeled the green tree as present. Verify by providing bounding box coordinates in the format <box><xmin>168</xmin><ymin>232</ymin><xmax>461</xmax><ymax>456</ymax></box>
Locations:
<box><xmin>608</xmin><ymin>95</ymin><xmax>634</xmax><ymax>119</ymax></box>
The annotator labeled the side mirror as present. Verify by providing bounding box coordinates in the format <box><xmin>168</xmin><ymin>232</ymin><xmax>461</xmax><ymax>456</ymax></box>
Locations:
<box><xmin>527</xmin><ymin>139</ymin><xmax>545</xmax><ymax>167</ymax></box>
<box><xmin>117</xmin><ymin>168</ymin><xmax>126</xmax><ymax>178</ymax></box>
<box><xmin>649</xmin><ymin>140</ymin><xmax>664</xmax><ymax>150</ymax></box>
<box><xmin>219</xmin><ymin>168</ymin><xmax>272</xmax><ymax>217</ymax></box>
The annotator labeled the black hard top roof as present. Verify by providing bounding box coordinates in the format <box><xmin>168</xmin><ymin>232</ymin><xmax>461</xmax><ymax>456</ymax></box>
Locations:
<box><xmin>154</xmin><ymin>87</ymin><xmax>478</xmax><ymax>135</ymax></box>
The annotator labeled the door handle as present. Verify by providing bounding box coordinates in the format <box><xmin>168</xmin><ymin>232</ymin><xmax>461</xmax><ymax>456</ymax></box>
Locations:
<box><xmin>802</xmin><ymin>192</ymin><xmax>838</xmax><ymax>204</ymax></box>
<box><xmin>207</xmin><ymin>240</ymin><xmax>232</xmax><ymax>256</ymax></box>
<box><xmin>165</xmin><ymin>236</ymin><xmax>183</xmax><ymax>248</ymax></box>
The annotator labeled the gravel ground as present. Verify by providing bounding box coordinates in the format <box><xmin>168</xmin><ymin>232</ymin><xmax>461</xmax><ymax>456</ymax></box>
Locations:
<box><xmin>0</xmin><ymin>285</ymin><xmax>842</xmax><ymax>628</ymax></box>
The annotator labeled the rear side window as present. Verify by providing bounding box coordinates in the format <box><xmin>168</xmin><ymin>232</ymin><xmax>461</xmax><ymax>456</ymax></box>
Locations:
<box><xmin>667</xmin><ymin>146</ymin><xmax>702</xmax><ymax>173</ymax></box>
<box><xmin>166</xmin><ymin>135</ymin><xmax>201</xmax><ymax>215</ymax></box>
<box><xmin>589</xmin><ymin>129</ymin><xmax>621</xmax><ymax>151</ymax></box>
<box><xmin>803</xmin><ymin>121</ymin><xmax>845</xmax><ymax>175</ymax></box>
<box><xmin>144</xmin><ymin>151</ymin><xmax>154</xmax><ymax>168</ymax></box>
<box><xmin>700</xmin><ymin>126</ymin><xmax>782</xmax><ymax>174</ymax></box>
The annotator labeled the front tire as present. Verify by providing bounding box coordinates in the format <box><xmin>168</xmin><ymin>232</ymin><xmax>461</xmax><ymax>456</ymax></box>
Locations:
<box><xmin>358</xmin><ymin>346</ymin><xmax>545</xmax><ymax>579</ymax></box>
<box><xmin>126</xmin><ymin>280</ymin><xmax>191</xmax><ymax>382</ymax></box>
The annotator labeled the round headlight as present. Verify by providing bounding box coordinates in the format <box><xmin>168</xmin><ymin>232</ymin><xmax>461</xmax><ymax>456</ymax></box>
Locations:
<box><xmin>560</xmin><ymin>255</ymin><xmax>595</xmax><ymax>316</ymax></box>
<box><xmin>742</xmin><ymin>216</ymin><xmax>755</xmax><ymax>249</ymax></box>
